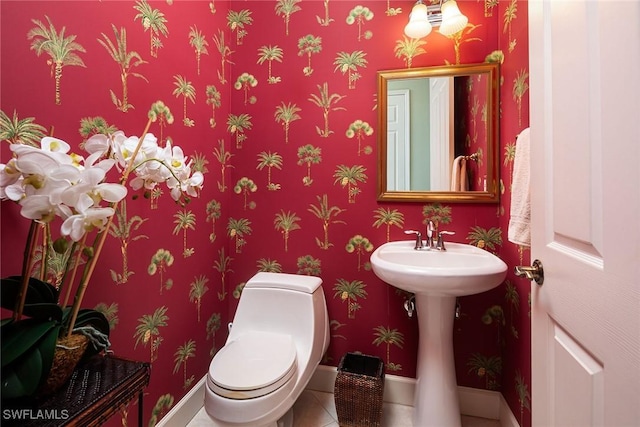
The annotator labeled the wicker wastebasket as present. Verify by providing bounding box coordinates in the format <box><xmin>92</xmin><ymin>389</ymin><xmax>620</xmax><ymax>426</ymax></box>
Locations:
<box><xmin>334</xmin><ymin>353</ymin><xmax>385</xmax><ymax>427</ymax></box>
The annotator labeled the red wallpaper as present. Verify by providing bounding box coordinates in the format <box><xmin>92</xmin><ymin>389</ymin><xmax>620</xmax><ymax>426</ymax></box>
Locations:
<box><xmin>0</xmin><ymin>1</ymin><xmax>530</xmax><ymax>426</ymax></box>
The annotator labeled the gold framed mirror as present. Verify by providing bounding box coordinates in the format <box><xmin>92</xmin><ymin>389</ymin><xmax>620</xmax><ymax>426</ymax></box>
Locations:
<box><xmin>377</xmin><ymin>62</ymin><xmax>500</xmax><ymax>203</ymax></box>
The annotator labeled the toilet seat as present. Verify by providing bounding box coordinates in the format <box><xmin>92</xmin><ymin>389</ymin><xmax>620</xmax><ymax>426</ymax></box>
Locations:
<box><xmin>208</xmin><ymin>331</ymin><xmax>297</xmax><ymax>400</ymax></box>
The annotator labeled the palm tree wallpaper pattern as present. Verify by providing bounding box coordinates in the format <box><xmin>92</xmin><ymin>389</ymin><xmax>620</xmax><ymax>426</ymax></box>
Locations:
<box><xmin>0</xmin><ymin>1</ymin><xmax>531</xmax><ymax>426</ymax></box>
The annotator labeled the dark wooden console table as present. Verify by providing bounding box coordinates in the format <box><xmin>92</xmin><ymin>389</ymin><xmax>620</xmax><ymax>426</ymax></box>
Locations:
<box><xmin>1</xmin><ymin>355</ymin><xmax>150</xmax><ymax>427</ymax></box>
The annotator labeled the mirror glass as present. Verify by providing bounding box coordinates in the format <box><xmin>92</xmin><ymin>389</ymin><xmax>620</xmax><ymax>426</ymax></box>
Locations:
<box><xmin>377</xmin><ymin>62</ymin><xmax>500</xmax><ymax>203</ymax></box>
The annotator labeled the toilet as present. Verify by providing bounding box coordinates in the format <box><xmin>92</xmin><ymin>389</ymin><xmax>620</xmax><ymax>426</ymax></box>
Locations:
<box><xmin>204</xmin><ymin>272</ymin><xmax>330</xmax><ymax>427</ymax></box>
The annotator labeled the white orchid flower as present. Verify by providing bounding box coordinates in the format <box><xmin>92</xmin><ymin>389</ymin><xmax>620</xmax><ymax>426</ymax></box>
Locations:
<box><xmin>45</xmin><ymin>164</ymin><xmax>82</xmax><ymax>205</ymax></box>
<box><xmin>40</xmin><ymin>136</ymin><xmax>71</xmax><ymax>154</ymax></box>
<box><xmin>13</xmin><ymin>147</ymin><xmax>66</xmax><ymax>189</ymax></box>
<box><xmin>128</xmin><ymin>142</ymin><xmax>179</xmax><ymax>191</ymax></box>
<box><xmin>17</xmin><ymin>163</ymin><xmax>77</xmax><ymax>221</ymax></box>
<box><xmin>169</xmin><ymin>180</ymin><xmax>181</xmax><ymax>201</ymax></box>
<box><xmin>61</xmin><ymin>206</ymin><xmax>116</xmax><ymax>242</ymax></box>
<box><xmin>48</xmin><ymin>163</ymin><xmax>82</xmax><ymax>182</ymax></box>
<box><xmin>114</xmin><ymin>133</ymin><xmax>159</xmax><ymax>171</ymax></box>
<box><xmin>0</xmin><ymin>160</ymin><xmax>23</xmax><ymax>200</ymax></box>
<box><xmin>39</xmin><ymin>137</ymin><xmax>77</xmax><ymax>165</ymax></box>
<box><xmin>10</xmin><ymin>143</ymin><xmax>38</xmax><ymax>155</ymax></box>
<box><xmin>167</xmin><ymin>161</ymin><xmax>203</xmax><ymax>200</ymax></box>
<box><xmin>140</xmin><ymin>133</ymin><xmax>160</xmax><ymax>157</ymax></box>
<box><xmin>84</xmin><ymin>151</ymin><xmax>117</xmax><ymax>175</ymax></box>
<box><xmin>5</xmin><ymin>130</ymin><xmax>203</xmax><ymax>227</ymax></box>
<box><xmin>94</xmin><ymin>182</ymin><xmax>127</xmax><ymax>203</ymax></box>
<box><xmin>5</xmin><ymin>148</ymin><xmax>71</xmax><ymax>205</ymax></box>
<box><xmin>84</xmin><ymin>134</ymin><xmax>111</xmax><ymax>156</ymax></box>
<box><xmin>113</xmin><ymin>135</ymin><xmax>143</xmax><ymax>169</ymax></box>
<box><xmin>169</xmin><ymin>144</ymin><xmax>187</xmax><ymax>171</ymax></box>
<box><xmin>19</xmin><ymin>194</ymin><xmax>65</xmax><ymax>223</ymax></box>
<box><xmin>181</xmin><ymin>170</ymin><xmax>204</xmax><ymax>198</ymax></box>
<box><xmin>60</xmin><ymin>166</ymin><xmax>127</xmax><ymax>211</ymax></box>
<box><xmin>2</xmin><ymin>179</ymin><xmax>25</xmax><ymax>202</ymax></box>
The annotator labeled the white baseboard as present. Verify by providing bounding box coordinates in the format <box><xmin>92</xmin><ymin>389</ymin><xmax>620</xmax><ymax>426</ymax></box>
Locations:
<box><xmin>159</xmin><ymin>364</ymin><xmax>520</xmax><ymax>427</ymax></box>
<box><xmin>499</xmin><ymin>392</ymin><xmax>521</xmax><ymax>427</ymax></box>
<box><xmin>156</xmin><ymin>376</ymin><xmax>206</xmax><ymax>427</ymax></box>
<box><xmin>306</xmin><ymin>364</ymin><xmax>416</xmax><ymax>406</ymax></box>
<box><xmin>307</xmin><ymin>365</ymin><xmax>518</xmax><ymax>425</ymax></box>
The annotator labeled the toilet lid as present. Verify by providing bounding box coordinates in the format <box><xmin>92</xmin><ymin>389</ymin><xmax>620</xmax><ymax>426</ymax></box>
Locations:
<box><xmin>208</xmin><ymin>331</ymin><xmax>297</xmax><ymax>399</ymax></box>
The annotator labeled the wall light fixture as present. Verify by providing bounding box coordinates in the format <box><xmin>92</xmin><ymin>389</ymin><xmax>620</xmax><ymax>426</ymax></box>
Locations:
<box><xmin>404</xmin><ymin>0</ymin><xmax>432</xmax><ymax>39</ymax></box>
<box><xmin>404</xmin><ymin>0</ymin><xmax>468</xmax><ymax>39</ymax></box>
<box><xmin>439</xmin><ymin>0</ymin><xmax>468</xmax><ymax>36</ymax></box>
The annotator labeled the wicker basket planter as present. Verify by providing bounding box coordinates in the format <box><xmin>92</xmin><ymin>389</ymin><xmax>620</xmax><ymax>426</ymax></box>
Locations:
<box><xmin>334</xmin><ymin>353</ymin><xmax>385</xmax><ymax>427</ymax></box>
<box><xmin>38</xmin><ymin>334</ymin><xmax>89</xmax><ymax>397</ymax></box>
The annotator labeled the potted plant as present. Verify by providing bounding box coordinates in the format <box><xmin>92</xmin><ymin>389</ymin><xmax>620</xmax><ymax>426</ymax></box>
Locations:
<box><xmin>0</xmin><ymin>102</ymin><xmax>203</xmax><ymax>398</ymax></box>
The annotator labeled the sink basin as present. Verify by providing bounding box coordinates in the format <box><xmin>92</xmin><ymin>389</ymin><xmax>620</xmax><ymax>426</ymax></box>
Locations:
<box><xmin>370</xmin><ymin>240</ymin><xmax>507</xmax><ymax>296</ymax></box>
<box><xmin>370</xmin><ymin>240</ymin><xmax>507</xmax><ymax>427</ymax></box>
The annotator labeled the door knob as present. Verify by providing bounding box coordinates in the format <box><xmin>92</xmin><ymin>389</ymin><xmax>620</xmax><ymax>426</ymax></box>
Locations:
<box><xmin>514</xmin><ymin>259</ymin><xmax>544</xmax><ymax>285</ymax></box>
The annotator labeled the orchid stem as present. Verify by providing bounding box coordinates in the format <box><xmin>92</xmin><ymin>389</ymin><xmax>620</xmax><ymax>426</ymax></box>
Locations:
<box><xmin>61</xmin><ymin>237</ymin><xmax>85</xmax><ymax>308</ymax></box>
<box><xmin>65</xmin><ymin>116</ymin><xmax>154</xmax><ymax>338</ymax></box>
<box><xmin>39</xmin><ymin>223</ymin><xmax>48</xmax><ymax>282</ymax></box>
<box><xmin>15</xmin><ymin>221</ymin><xmax>39</xmax><ymax>321</ymax></box>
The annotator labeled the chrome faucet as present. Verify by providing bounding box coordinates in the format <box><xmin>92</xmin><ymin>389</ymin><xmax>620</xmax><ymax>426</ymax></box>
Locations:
<box><xmin>435</xmin><ymin>230</ymin><xmax>456</xmax><ymax>251</ymax></box>
<box><xmin>405</xmin><ymin>221</ymin><xmax>439</xmax><ymax>250</ymax></box>
<box><xmin>425</xmin><ymin>221</ymin><xmax>435</xmax><ymax>248</ymax></box>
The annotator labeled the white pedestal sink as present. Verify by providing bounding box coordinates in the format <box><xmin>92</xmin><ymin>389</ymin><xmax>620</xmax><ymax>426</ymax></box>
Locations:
<box><xmin>370</xmin><ymin>240</ymin><xmax>507</xmax><ymax>427</ymax></box>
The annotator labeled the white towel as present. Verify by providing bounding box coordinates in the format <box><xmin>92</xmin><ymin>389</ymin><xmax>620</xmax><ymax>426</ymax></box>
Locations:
<box><xmin>450</xmin><ymin>156</ymin><xmax>464</xmax><ymax>191</ymax></box>
<box><xmin>508</xmin><ymin>128</ymin><xmax>531</xmax><ymax>246</ymax></box>
<box><xmin>459</xmin><ymin>158</ymin><xmax>468</xmax><ymax>191</ymax></box>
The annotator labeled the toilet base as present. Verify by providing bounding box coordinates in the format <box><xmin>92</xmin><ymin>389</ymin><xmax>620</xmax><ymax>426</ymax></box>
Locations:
<box><xmin>205</xmin><ymin>377</ymin><xmax>298</xmax><ymax>427</ymax></box>
<box><xmin>275</xmin><ymin>408</ymin><xmax>293</xmax><ymax>427</ymax></box>
<box><xmin>205</xmin><ymin>399</ymin><xmax>293</xmax><ymax>427</ymax></box>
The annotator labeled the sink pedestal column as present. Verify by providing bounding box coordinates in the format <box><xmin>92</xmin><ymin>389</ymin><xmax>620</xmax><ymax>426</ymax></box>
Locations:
<box><xmin>413</xmin><ymin>294</ymin><xmax>461</xmax><ymax>427</ymax></box>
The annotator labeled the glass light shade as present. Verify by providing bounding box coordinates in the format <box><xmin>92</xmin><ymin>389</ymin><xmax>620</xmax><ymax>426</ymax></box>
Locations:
<box><xmin>439</xmin><ymin>0</ymin><xmax>468</xmax><ymax>36</ymax></box>
<box><xmin>404</xmin><ymin>3</ymin><xmax>432</xmax><ymax>39</ymax></box>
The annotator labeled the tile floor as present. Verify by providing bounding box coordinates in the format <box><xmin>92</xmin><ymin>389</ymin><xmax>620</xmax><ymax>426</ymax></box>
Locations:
<box><xmin>187</xmin><ymin>390</ymin><xmax>501</xmax><ymax>427</ymax></box>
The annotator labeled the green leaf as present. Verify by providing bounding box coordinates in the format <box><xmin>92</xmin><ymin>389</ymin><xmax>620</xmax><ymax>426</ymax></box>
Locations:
<box><xmin>1</xmin><ymin>319</ymin><xmax>60</xmax><ymax>398</ymax></box>
<box><xmin>1</xmin><ymin>318</ymin><xmax>58</xmax><ymax>367</ymax></box>
<box><xmin>72</xmin><ymin>309</ymin><xmax>110</xmax><ymax>336</ymax></box>
<box><xmin>1</xmin><ymin>276</ymin><xmax>58</xmax><ymax>311</ymax></box>
<box><xmin>22</xmin><ymin>302</ymin><xmax>63</xmax><ymax>322</ymax></box>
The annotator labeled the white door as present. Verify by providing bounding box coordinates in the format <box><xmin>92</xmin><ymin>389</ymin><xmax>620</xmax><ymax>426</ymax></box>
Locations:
<box><xmin>387</xmin><ymin>90</ymin><xmax>410</xmax><ymax>191</ymax></box>
<box><xmin>528</xmin><ymin>1</ymin><xmax>640</xmax><ymax>426</ymax></box>
<box><xmin>429</xmin><ymin>77</ymin><xmax>453</xmax><ymax>191</ymax></box>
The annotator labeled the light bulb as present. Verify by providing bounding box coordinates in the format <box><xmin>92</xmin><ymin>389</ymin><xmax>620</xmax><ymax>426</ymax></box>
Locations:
<box><xmin>439</xmin><ymin>0</ymin><xmax>468</xmax><ymax>36</ymax></box>
<box><xmin>404</xmin><ymin>2</ymin><xmax>432</xmax><ymax>39</ymax></box>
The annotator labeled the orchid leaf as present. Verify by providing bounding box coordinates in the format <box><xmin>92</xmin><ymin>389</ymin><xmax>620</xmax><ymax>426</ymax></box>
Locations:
<box><xmin>22</xmin><ymin>302</ymin><xmax>63</xmax><ymax>322</ymax></box>
<box><xmin>0</xmin><ymin>318</ymin><xmax>59</xmax><ymax>398</ymax></box>
<box><xmin>1</xmin><ymin>318</ymin><xmax>58</xmax><ymax>367</ymax></box>
<box><xmin>0</xmin><ymin>276</ymin><xmax>58</xmax><ymax>311</ymax></box>
<box><xmin>72</xmin><ymin>309</ymin><xmax>110</xmax><ymax>334</ymax></box>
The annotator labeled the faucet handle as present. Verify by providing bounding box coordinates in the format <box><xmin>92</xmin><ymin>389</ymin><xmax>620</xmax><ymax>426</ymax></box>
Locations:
<box><xmin>435</xmin><ymin>231</ymin><xmax>455</xmax><ymax>251</ymax></box>
<box><xmin>404</xmin><ymin>230</ymin><xmax>423</xmax><ymax>250</ymax></box>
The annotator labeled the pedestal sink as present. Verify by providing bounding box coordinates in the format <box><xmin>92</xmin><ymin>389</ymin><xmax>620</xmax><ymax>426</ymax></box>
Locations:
<box><xmin>370</xmin><ymin>240</ymin><xmax>507</xmax><ymax>427</ymax></box>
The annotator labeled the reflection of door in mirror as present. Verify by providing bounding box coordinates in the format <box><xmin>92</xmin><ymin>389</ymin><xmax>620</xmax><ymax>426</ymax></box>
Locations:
<box><xmin>386</xmin><ymin>78</ymin><xmax>453</xmax><ymax>191</ymax></box>
<box><xmin>429</xmin><ymin>77</ymin><xmax>453</xmax><ymax>191</ymax></box>
<box><xmin>386</xmin><ymin>89</ymin><xmax>410</xmax><ymax>191</ymax></box>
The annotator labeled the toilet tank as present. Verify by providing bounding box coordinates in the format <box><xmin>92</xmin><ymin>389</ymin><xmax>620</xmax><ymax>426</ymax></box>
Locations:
<box><xmin>227</xmin><ymin>272</ymin><xmax>329</xmax><ymax>362</ymax></box>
